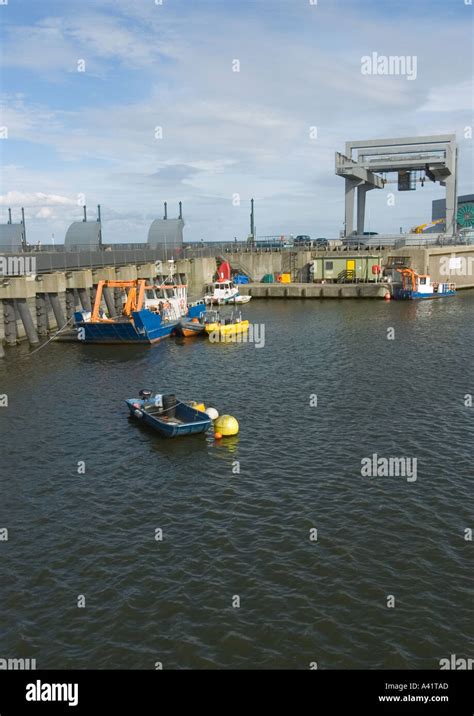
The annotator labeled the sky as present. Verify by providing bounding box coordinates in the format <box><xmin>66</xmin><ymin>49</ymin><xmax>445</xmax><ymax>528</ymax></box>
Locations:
<box><xmin>0</xmin><ymin>0</ymin><xmax>473</xmax><ymax>244</ymax></box>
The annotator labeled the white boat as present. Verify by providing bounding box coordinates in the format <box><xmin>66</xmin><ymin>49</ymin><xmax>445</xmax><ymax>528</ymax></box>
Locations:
<box><xmin>204</xmin><ymin>280</ymin><xmax>251</xmax><ymax>305</ymax></box>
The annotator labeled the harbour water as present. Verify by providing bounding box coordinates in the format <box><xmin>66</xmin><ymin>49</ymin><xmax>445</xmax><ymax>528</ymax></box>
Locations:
<box><xmin>0</xmin><ymin>295</ymin><xmax>473</xmax><ymax>669</ymax></box>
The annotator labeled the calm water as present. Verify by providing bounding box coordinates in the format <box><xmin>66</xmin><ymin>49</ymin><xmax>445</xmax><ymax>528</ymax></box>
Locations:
<box><xmin>0</xmin><ymin>295</ymin><xmax>473</xmax><ymax>669</ymax></box>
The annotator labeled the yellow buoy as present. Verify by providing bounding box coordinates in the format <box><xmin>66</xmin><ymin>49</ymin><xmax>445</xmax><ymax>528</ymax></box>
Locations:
<box><xmin>214</xmin><ymin>415</ymin><xmax>239</xmax><ymax>436</ymax></box>
<box><xmin>190</xmin><ymin>401</ymin><xmax>206</xmax><ymax>412</ymax></box>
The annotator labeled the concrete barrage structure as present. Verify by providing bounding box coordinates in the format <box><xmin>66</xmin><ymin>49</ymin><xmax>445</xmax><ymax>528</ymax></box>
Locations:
<box><xmin>0</xmin><ymin>256</ymin><xmax>217</xmax><ymax>357</ymax></box>
<box><xmin>336</xmin><ymin>134</ymin><xmax>458</xmax><ymax>238</ymax></box>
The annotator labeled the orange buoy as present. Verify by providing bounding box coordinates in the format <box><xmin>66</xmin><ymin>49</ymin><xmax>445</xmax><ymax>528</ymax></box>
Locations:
<box><xmin>214</xmin><ymin>432</ymin><xmax>223</xmax><ymax>439</ymax></box>
<box><xmin>384</xmin><ymin>292</ymin><xmax>391</xmax><ymax>301</ymax></box>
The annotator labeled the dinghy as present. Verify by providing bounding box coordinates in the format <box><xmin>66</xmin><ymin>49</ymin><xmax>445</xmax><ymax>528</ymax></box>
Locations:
<box><xmin>125</xmin><ymin>391</ymin><xmax>212</xmax><ymax>438</ymax></box>
<box><xmin>204</xmin><ymin>309</ymin><xmax>249</xmax><ymax>340</ymax></box>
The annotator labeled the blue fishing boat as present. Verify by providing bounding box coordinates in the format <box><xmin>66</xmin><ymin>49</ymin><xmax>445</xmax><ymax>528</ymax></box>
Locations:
<box><xmin>125</xmin><ymin>391</ymin><xmax>212</xmax><ymax>437</ymax></box>
<box><xmin>75</xmin><ymin>278</ymin><xmax>205</xmax><ymax>344</ymax></box>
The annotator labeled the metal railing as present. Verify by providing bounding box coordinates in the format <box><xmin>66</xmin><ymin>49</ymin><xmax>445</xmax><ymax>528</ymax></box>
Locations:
<box><xmin>337</xmin><ymin>269</ymin><xmax>355</xmax><ymax>283</ymax></box>
<box><xmin>0</xmin><ymin>246</ymin><xmax>178</xmax><ymax>274</ymax></box>
<box><xmin>0</xmin><ymin>233</ymin><xmax>471</xmax><ymax>275</ymax></box>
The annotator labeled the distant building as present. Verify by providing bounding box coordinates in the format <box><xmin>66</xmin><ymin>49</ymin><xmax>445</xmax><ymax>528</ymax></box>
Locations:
<box><xmin>431</xmin><ymin>193</ymin><xmax>474</xmax><ymax>230</ymax></box>
<box><xmin>147</xmin><ymin>202</ymin><xmax>184</xmax><ymax>255</ymax></box>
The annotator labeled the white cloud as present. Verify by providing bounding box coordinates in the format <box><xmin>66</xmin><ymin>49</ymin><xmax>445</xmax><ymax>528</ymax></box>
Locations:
<box><xmin>418</xmin><ymin>80</ymin><xmax>474</xmax><ymax>113</ymax></box>
<box><xmin>0</xmin><ymin>191</ymin><xmax>77</xmax><ymax>207</ymax></box>
<box><xmin>35</xmin><ymin>207</ymin><xmax>54</xmax><ymax>219</ymax></box>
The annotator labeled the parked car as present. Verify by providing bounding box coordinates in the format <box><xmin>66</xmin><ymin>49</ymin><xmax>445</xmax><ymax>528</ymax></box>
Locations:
<box><xmin>313</xmin><ymin>238</ymin><xmax>329</xmax><ymax>249</ymax></box>
<box><xmin>294</xmin><ymin>235</ymin><xmax>312</xmax><ymax>247</ymax></box>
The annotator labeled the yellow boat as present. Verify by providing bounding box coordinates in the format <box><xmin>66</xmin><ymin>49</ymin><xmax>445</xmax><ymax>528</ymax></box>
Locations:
<box><xmin>204</xmin><ymin>309</ymin><xmax>249</xmax><ymax>340</ymax></box>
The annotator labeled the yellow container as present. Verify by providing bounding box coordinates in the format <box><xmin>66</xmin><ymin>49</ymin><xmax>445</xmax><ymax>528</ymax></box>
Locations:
<box><xmin>280</xmin><ymin>273</ymin><xmax>291</xmax><ymax>283</ymax></box>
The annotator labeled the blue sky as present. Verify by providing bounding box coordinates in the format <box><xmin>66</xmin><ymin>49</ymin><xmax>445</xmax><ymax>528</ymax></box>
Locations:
<box><xmin>0</xmin><ymin>0</ymin><xmax>473</xmax><ymax>243</ymax></box>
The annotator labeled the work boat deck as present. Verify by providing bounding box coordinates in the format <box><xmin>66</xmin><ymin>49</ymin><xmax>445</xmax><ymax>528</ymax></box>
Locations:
<box><xmin>74</xmin><ymin>279</ymin><xmax>183</xmax><ymax>344</ymax></box>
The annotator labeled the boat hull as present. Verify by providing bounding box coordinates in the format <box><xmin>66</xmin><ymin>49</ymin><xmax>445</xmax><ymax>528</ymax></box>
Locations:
<box><xmin>205</xmin><ymin>320</ymin><xmax>250</xmax><ymax>339</ymax></box>
<box><xmin>187</xmin><ymin>301</ymin><xmax>207</xmax><ymax>318</ymax></box>
<box><xmin>173</xmin><ymin>320</ymin><xmax>206</xmax><ymax>338</ymax></box>
<box><xmin>393</xmin><ymin>289</ymin><xmax>456</xmax><ymax>300</ymax></box>
<box><xmin>206</xmin><ymin>295</ymin><xmax>251</xmax><ymax>305</ymax></box>
<box><xmin>75</xmin><ymin>309</ymin><xmax>179</xmax><ymax>344</ymax></box>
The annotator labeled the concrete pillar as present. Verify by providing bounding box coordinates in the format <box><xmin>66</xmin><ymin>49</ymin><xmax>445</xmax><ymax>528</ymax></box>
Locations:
<box><xmin>16</xmin><ymin>298</ymin><xmax>39</xmax><ymax>345</ymax></box>
<box><xmin>90</xmin><ymin>285</ymin><xmax>97</xmax><ymax>307</ymax></box>
<box><xmin>78</xmin><ymin>288</ymin><xmax>92</xmax><ymax>312</ymax></box>
<box><xmin>102</xmin><ymin>287</ymin><xmax>116</xmax><ymax>317</ymax></box>
<box><xmin>344</xmin><ymin>178</ymin><xmax>358</xmax><ymax>236</ymax></box>
<box><xmin>445</xmin><ymin>172</ymin><xmax>457</xmax><ymax>236</ymax></box>
<box><xmin>3</xmin><ymin>299</ymin><xmax>17</xmax><ymax>346</ymax></box>
<box><xmin>36</xmin><ymin>294</ymin><xmax>49</xmax><ymax>336</ymax></box>
<box><xmin>49</xmin><ymin>293</ymin><xmax>67</xmax><ymax>329</ymax></box>
<box><xmin>357</xmin><ymin>186</ymin><xmax>370</xmax><ymax>235</ymax></box>
<box><xmin>65</xmin><ymin>289</ymin><xmax>76</xmax><ymax>321</ymax></box>
<box><xmin>114</xmin><ymin>288</ymin><xmax>123</xmax><ymax>316</ymax></box>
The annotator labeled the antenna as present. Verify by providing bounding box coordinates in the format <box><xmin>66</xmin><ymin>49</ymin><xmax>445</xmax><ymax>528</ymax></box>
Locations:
<box><xmin>21</xmin><ymin>207</ymin><xmax>26</xmax><ymax>248</ymax></box>
<box><xmin>97</xmin><ymin>204</ymin><xmax>103</xmax><ymax>247</ymax></box>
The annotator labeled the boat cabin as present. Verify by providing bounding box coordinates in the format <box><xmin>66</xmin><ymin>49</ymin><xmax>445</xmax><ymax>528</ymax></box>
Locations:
<box><xmin>206</xmin><ymin>281</ymin><xmax>235</xmax><ymax>295</ymax></box>
<box><xmin>144</xmin><ymin>282</ymin><xmax>188</xmax><ymax>317</ymax></box>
